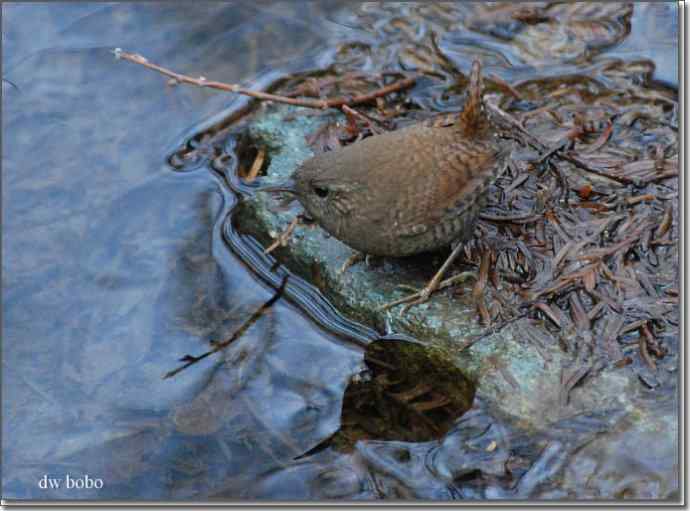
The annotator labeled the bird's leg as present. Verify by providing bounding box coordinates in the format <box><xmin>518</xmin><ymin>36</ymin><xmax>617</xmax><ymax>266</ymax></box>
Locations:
<box><xmin>338</xmin><ymin>252</ymin><xmax>365</xmax><ymax>275</ymax></box>
<box><xmin>379</xmin><ymin>241</ymin><xmax>476</xmax><ymax>313</ymax></box>
<box><xmin>338</xmin><ymin>253</ymin><xmax>378</xmax><ymax>275</ymax></box>
<box><xmin>264</xmin><ymin>214</ymin><xmax>306</xmax><ymax>254</ymax></box>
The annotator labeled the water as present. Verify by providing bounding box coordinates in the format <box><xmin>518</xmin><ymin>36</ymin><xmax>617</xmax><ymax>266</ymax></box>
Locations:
<box><xmin>2</xmin><ymin>1</ymin><xmax>678</xmax><ymax>501</ymax></box>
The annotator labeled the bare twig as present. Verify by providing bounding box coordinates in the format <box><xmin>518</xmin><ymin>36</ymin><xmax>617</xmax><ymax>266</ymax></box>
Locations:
<box><xmin>583</xmin><ymin>120</ymin><xmax>614</xmax><ymax>153</ymax></box>
<box><xmin>488</xmin><ymin>73</ymin><xmax>523</xmax><ymax>100</ymax></box>
<box><xmin>163</xmin><ymin>276</ymin><xmax>289</xmax><ymax>379</ymax></box>
<box><xmin>2</xmin><ymin>78</ymin><xmax>19</xmax><ymax>92</ymax></box>
<box><xmin>532</xmin><ymin>302</ymin><xmax>563</xmax><ymax>328</ymax></box>
<box><xmin>457</xmin><ymin>314</ymin><xmax>528</xmax><ymax>351</ymax></box>
<box><xmin>265</xmin><ymin>215</ymin><xmax>303</xmax><ymax>254</ymax></box>
<box><xmin>484</xmin><ymin>99</ymin><xmax>632</xmax><ymax>185</ymax></box>
<box><xmin>377</xmin><ymin>271</ymin><xmax>476</xmax><ymax>312</ymax></box>
<box><xmin>341</xmin><ymin>105</ymin><xmax>387</xmax><ymax>134</ymax></box>
<box><xmin>479</xmin><ymin>212</ymin><xmax>542</xmax><ymax>224</ymax></box>
<box><xmin>245</xmin><ymin>147</ymin><xmax>266</xmax><ymax>183</ymax></box>
<box><xmin>114</xmin><ymin>49</ymin><xmax>416</xmax><ymax>110</ymax></box>
<box><xmin>639</xmin><ymin>333</ymin><xmax>656</xmax><ymax>371</ymax></box>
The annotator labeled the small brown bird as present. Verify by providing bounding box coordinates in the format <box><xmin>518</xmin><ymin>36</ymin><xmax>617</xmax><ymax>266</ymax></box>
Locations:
<box><xmin>263</xmin><ymin>60</ymin><xmax>510</xmax><ymax>309</ymax></box>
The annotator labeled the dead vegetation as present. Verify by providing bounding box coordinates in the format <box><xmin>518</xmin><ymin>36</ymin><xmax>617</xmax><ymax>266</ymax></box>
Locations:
<box><xmin>118</xmin><ymin>13</ymin><xmax>678</xmax><ymax>397</ymax></box>
<box><xmin>273</xmin><ymin>57</ymin><xmax>679</xmax><ymax>395</ymax></box>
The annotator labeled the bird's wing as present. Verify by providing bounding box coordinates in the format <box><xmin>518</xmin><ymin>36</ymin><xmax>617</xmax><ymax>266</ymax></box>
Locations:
<box><xmin>397</xmin><ymin>136</ymin><xmax>502</xmax><ymax>237</ymax></box>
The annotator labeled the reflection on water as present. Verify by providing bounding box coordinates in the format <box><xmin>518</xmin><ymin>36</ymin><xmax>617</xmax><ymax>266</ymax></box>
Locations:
<box><xmin>2</xmin><ymin>1</ymin><xmax>678</xmax><ymax>501</ymax></box>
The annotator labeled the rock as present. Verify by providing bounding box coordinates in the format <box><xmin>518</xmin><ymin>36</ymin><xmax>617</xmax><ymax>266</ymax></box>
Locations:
<box><xmin>232</xmin><ymin>103</ymin><xmax>674</xmax><ymax>441</ymax></box>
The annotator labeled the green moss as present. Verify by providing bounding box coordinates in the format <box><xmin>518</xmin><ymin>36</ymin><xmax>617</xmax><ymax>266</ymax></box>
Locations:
<box><xmin>232</xmin><ymin>103</ymin><xmax>663</xmax><ymax>431</ymax></box>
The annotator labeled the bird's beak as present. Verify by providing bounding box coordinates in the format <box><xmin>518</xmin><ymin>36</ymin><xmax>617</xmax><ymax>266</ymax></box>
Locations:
<box><xmin>256</xmin><ymin>178</ymin><xmax>298</xmax><ymax>195</ymax></box>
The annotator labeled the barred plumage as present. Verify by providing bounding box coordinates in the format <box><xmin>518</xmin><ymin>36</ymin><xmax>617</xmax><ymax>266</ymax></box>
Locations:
<box><xmin>272</xmin><ymin>60</ymin><xmax>510</xmax><ymax>258</ymax></box>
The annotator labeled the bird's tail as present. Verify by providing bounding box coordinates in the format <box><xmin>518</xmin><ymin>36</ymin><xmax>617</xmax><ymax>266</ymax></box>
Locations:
<box><xmin>457</xmin><ymin>60</ymin><xmax>488</xmax><ymax>136</ymax></box>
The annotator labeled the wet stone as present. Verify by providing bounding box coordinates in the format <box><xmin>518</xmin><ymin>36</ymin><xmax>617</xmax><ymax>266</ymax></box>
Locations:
<box><xmin>233</xmin><ymin>102</ymin><xmax>673</xmax><ymax>437</ymax></box>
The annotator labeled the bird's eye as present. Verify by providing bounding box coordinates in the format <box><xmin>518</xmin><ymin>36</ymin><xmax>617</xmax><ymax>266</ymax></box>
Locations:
<box><xmin>313</xmin><ymin>185</ymin><xmax>329</xmax><ymax>198</ymax></box>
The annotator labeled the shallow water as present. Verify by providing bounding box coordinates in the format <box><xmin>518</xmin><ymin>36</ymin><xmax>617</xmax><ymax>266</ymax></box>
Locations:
<box><xmin>2</xmin><ymin>2</ymin><xmax>679</xmax><ymax>501</ymax></box>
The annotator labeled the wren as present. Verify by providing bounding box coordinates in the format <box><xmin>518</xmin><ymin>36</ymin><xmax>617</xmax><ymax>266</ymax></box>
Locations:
<box><xmin>263</xmin><ymin>60</ymin><xmax>510</xmax><ymax>309</ymax></box>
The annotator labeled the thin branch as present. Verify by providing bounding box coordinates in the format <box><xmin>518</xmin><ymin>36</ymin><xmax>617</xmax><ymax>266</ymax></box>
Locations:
<box><xmin>484</xmin><ymin>99</ymin><xmax>633</xmax><ymax>186</ymax></box>
<box><xmin>479</xmin><ymin>212</ymin><xmax>543</xmax><ymax>224</ymax></box>
<box><xmin>457</xmin><ymin>314</ymin><xmax>528</xmax><ymax>351</ymax></box>
<box><xmin>341</xmin><ymin>104</ymin><xmax>387</xmax><ymax>134</ymax></box>
<box><xmin>163</xmin><ymin>276</ymin><xmax>289</xmax><ymax>379</ymax></box>
<box><xmin>488</xmin><ymin>73</ymin><xmax>523</xmax><ymax>100</ymax></box>
<box><xmin>265</xmin><ymin>215</ymin><xmax>302</xmax><ymax>254</ymax></box>
<box><xmin>2</xmin><ymin>78</ymin><xmax>20</xmax><ymax>92</ymax></box>
<box><xmin>245</xmin><ymin>147</ymin><xmax>266</xmax><ymax>183</ymax></box>
<box><xmin>113</xmin><ymin>49</ymin><xmax>416</xmax><ymax>110</ymax></box>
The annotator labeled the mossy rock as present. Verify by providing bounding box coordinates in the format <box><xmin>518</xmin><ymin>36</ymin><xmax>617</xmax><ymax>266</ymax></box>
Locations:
<box><xmin>232</xmin><ymin>103</ymin><xmax>665</xmax><ymax>432</ymax></box>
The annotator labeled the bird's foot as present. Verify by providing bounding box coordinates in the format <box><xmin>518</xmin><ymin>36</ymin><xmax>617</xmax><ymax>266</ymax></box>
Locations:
<box><xmin>338</xmin><ymin>252</ymin><xmax>365</xmax><ymax>275</ymax></box>
<box><xmin>338</xmin><ymin>252</ymin><xmax>378</xmax><ymax>275</ymax></box>
<box><xmin>378</xmin><ymin>271</ymin><xmax>477</xmax><ymax>313</ymax></box>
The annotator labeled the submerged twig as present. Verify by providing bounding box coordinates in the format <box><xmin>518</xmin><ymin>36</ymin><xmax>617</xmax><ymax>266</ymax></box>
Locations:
<box><xmin>2</xmin><ymin>78</ymin><xmax>20</xmax><ymax>92</ymax></box>
<box><xmin>163</xmin><ymin>276</ymin><xmax>289</xmax><ymax>379</ymax></box>
<box><xmin>114</xmin><ymin>49</ymin><xmax>417</xmax><ymax>110</ymax></box>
